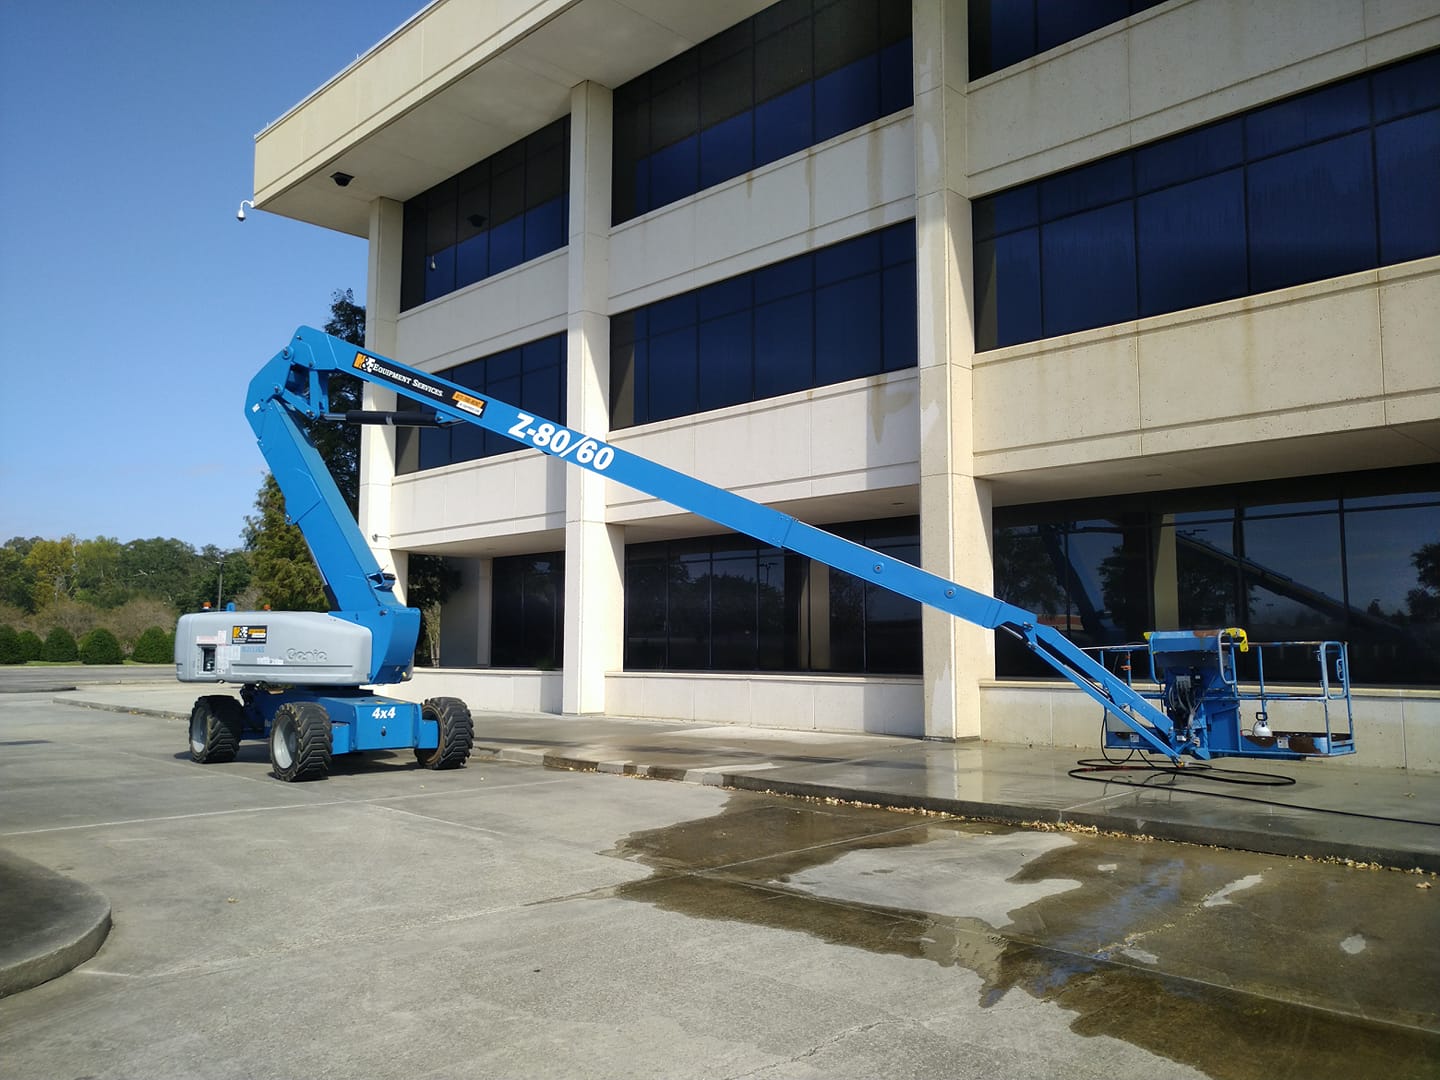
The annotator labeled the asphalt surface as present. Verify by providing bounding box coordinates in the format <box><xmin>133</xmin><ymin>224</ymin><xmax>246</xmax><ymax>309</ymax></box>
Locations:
<box><xmin>1</xmin><ymin>680</ymin><xmax>1437</xmax><ymax>1078</ymax></box>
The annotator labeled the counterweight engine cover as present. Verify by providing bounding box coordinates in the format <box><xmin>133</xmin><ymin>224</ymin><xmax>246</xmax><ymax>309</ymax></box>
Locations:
<box><xmin>175</xmin><ymin>611</ymin><xmax>372</xmax><ymax>686</ymax></box>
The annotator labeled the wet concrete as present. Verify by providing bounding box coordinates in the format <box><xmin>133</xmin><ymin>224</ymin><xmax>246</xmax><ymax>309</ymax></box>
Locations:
<box><xmin>602</xmin><ymin>790</ymin><xmax>1440</xmax><ymax>1080</ymax></box>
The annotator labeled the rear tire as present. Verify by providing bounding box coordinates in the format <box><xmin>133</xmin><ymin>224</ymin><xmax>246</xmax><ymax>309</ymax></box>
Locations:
<box><xmin>414</xmin><ymin>697</ymin><xmax>472</xmax><ymax>770</ymax></box>
<box><xmin>269</xmin><ymin>702</ymin><xmax>332</xmax><ymax>782</ymax></box>
<box><xmin>189</xmin><ymin>696</ymin><xmax>243</xmax><ymax>763</ymax></box>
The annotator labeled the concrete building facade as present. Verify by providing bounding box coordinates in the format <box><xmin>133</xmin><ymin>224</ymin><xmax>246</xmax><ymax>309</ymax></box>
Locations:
<box><xmin>251</xmin><ymin>0</ymin><xmax>1440</xmax><ymax>769</ymax></box>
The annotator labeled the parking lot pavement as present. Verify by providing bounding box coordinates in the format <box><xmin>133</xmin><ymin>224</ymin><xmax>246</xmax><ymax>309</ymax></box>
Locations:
<box><xmin>1</xmin><ymin>695</ymin><xmax>1437</xmax><ymax>1080</ymax></box>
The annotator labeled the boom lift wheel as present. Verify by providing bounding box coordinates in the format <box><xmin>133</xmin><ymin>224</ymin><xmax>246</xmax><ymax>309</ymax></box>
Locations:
<box><xmin>189</xmin><ymin>695</ymin><xmax>244</xmax><ymax>763</ymax></box>
<box><xmin>415</xmin><ymin>697</ymin><xmax>473</xmax><ymax>770</ymax></box>
<box><xmin>270</xmin><ymin>702</ymin><xmax>332</xmax><ymax>782</ymax></box>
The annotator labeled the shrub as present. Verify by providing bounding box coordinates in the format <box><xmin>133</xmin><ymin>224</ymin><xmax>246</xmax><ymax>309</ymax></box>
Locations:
<box><xmin>131</xmin><ymin>626</ymin><xmax>173</xmax><ymax>664</ymax></box>
<box><xmin>42</xmin><ymin>627</ymin><xmax>79</xmax><ymax>662</ymax></box>
<box><xmin>17</xmin><ymin>630</ymin><xmax>43</xmax><ymax>661</ymax></box>
<box><xmin>79</xmin><ymin>628</ymin><xmax>125</xmax><ymax>665</ymax></box>
<box><xmin>0</xmin><ymin>626</ymin><xmax>22</xmax><ymax>664</ymax></box>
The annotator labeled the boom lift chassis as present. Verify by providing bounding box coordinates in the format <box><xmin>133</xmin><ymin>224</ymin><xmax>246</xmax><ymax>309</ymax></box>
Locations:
<box><xmin>176</xmin><ymin>328</ymin><xmax>1355</xmax><ymax>780</ymax></box>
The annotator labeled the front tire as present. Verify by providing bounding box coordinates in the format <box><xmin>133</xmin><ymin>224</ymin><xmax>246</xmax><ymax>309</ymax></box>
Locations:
<box><xmin>269</xmin><ymin>702</ymin><xmax>332</xmax><ymax>782</ymax></box>
<box><xmin>189</xmin><ymin>696</ymin><xmax>243</xmax><ymax>763</ymax></box>
<box><xmin>414</xmin><ymin>697</ymin><xmax>473</xmax><ymax>770</ymax></box>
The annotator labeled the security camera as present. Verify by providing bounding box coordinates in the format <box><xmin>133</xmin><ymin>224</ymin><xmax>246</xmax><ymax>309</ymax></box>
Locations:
<box><xmin>237</xmin><ymin>199</ymin><xmax>256</xmax><ymax>222</ymax></box>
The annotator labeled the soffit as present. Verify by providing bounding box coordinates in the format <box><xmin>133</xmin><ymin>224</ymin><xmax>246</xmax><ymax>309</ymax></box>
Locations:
<box><xmin>253</xmin><ymin>0</ymin><xmax>772</xmax><ymax>236</ymax></box>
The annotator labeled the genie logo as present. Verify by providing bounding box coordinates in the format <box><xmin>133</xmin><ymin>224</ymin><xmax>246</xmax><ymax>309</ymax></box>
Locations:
<box><xmin>286</xmin><ymin>648</ymin><xmax>328</xmax><ymax>663</ymax></box>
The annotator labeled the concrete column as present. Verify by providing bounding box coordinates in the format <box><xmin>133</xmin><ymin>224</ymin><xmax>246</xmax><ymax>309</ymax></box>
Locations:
<box><xmin>562</xmin><ymin>82</ymin><xmax>625</xmax><ymax>714</ymax></box>
<box><xmin>914</xmin><ymin>0</ymin><xmax>994</xmax><ymax>740</ymax></box>
<box><xmin>360</xmin><ymin>197</ymin><xmax>406</xmax><ymax>599</ymax></box>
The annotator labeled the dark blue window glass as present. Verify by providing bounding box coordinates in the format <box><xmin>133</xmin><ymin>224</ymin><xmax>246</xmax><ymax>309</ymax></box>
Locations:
<box><xmin>700</xmin><ymin>112</ymin><xmax>754</xmax><ymax>189</ymax></box>
<box><xmin>418</xmin><ymin>425</ymin><xmax>449</xmax><ymax>471</ymax></box>
<box><xmin>1042</xmin><ymin>202</ymin><xmax>1137</xmax><ymax>336</ymax></box>
<box><xmin>974</xmin><ymin>229</ymin><xmax>1042</xmax><ymax>350</ymax></box>
<box><xmin>754</xmin><ymin>84</ymin><xmax>814</xmax><ymax>165</ymax></box>
<box><xmin>1248</xmin><ymin>131</ymin><xmax>1375</xmax><ymax>294</ymax></box>
<box><xmin>1245</xmin><ymin>79</ymin><xmax>1372</xmax><ymax>158</ymax></box>
<box><xmin>815</xmin><ymin>54</ymin><xmax>879</xmax><ymax>143</ymax></box>
<box><xmin>487</xmin><ymin>217</ymin><xmax>524</xmax><ymax>276</ymax></box>
<box><xmin>612</xmin><ymin>221</ymin><xmax>915</xmax><ymax>427</ymax></box>
<box><xmin>648</xmin><ymin>135</ymin><xmax>699</xmax><ymax>211</ymax></box>
<box><xmin>879</xmin><ymin>39</ymin><xmax>913</xmax><ymax>117</ymax></box>
<box><xmin>1036</xmin><ymin>0</ymin><xmax>1129</xmax><ymax>53</ymax></box>
<box><xmin>456</xmin><ymin>232</ymin><xmax>489</xmax><ymax>289</ymax></box>
<box><xmin>1137</xmin><ymin>169</ymin><xmax>1247</xmax><ymax>317</ymax></box>
<box><xmin>1135</xmin><ymin>119</ymin><xmax>1243</xmax><ymax>193</ymax></box>
<box><xmin>700</xmin><ymin>276</ymin><xmax>751</xmax><ymax>319</ymax></box>
<box><xmin>650</xmin><ymin>293</ymin><xmax>698</xmax><ymax>335</ymax></box>
<box><xmin>393</xmin><ymin>336</ymin><xmax>566</xmax><ymax>473</ymax></box>
<box><xmin>882</xmin><ymin>263</ymin><xmax>917</xmax><ymax>370</ymax></box>
<box><xmin>754</xmin><ymin>294</ymin><xmax>815</xmax><ymax>400</ymax></box>
<box><xmin>614</xmin><ymin>3</ymin><xmax>912</xmax><ymax>224</ymax></box>
<box><xmin>1376</xmin><ymin>109</ymin><xmax>1440</xmax><ymax>264</ymax></box>
<box><xmin>970</xmin><ymin>1</ymin><xmax>1166</xmax><ymax>80</ymax></box>
<box><xmin>973</xmin><ymin>51</ymin><xmax>1440</xmax><ymax>348</ymax></box>
<box><xmin>754</xmin><ymin>255</ymin><xmax>813</xmax><ymax>302</ymax></box>
<box><xmin>424</xmin><ymin>249</ymin><xmax>456</xmax><ymax>302</ymax></box>
<box><xmin>401</xmin><ymin>118</ymin><xmax>570</xmax><ymax>310</ymax></box>
<box><xmin>647</xmin><ymin>328</ymin><xmax>698</xmax><ymax>422</ymax></box>
<box><xmin>816</xmin><ymin>274</ymin><xmax>882</xmax><ymax>384</ymax></box>
<box><xmin>699</xmin><ymin>312</ymin><xmax>753</xmax><ymax>411</ymax></box>
<box><xmin>816</xmin><ymin>231</ymin><xmax>881</xmax><ymax>285</ymax></box>
<box><xmin>524</xmin><ymin>198</ymin><xmax>566</xmax><ymax>261</ymax></box>
<box><xmin>1373</xmin><ymin>50</ymin><xmax>1440</xmax><ymax>122</ymax></box>
<box><xmin>974</xmin><ymin>184</ymin><xmax>1039</xmax><ymax>241</ymax></box>
<box><xmin>1040</xmin><ymin>155</ymin><xmax>1132</xmax><ymax>219</ymax></box>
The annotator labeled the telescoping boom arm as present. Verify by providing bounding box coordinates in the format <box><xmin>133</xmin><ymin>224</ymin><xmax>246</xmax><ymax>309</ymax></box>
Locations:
<box><xmin>257</xmin><ymin>327</ymin><xmax>1203</xmax><ymax>761</ymax></box>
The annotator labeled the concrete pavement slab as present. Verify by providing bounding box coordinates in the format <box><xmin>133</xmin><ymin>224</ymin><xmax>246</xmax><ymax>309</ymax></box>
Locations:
<box><xmin>0</xmin><ymin>850</ymin><xmax>110</xmax><ymax>998</ymax></box>
<box><xmin>32</xmin><ymin>679</ymin><xmax>1440</xmax><ymax>872</ymax></box>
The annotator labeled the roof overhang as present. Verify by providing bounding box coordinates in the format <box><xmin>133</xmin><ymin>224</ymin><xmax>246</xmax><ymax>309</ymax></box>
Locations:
<box><xmin>253</xmin><ymin>0</ymin><xmax>773</xmax><ymax>237</ymax></box>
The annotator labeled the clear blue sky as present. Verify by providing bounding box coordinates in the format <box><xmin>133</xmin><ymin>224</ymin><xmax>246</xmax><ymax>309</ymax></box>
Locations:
<box><xmin>0</xmin><ymin>0</ymin><xmax>424</xmax><ymax>550</ymax></box>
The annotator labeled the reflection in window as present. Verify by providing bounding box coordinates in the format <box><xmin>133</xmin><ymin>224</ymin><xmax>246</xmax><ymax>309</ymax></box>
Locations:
<box><xmin>611</xmin><ymin>220</ymin><xmax>915</xmax><ymax>428</ymax></box>
<box><xmin>613</xmin><ymin>0</ymin><xmax>912</xmax><ymax>223</ymax></box>
<box><xmin>401</xmin><ymin>118</ymin><xmax>570</xmax><ymax>311</ymax></box>
<box><xmin>993</xmin><ymin>467</ymin><xmax>1440</xmax><ymax>685</ymax></box>
<box><xmin>395</xmin><ymin>334</ymin><xmax>565</xmax><ymax>475</ymax></box>
<box><xmin>623</xmin><ymin>517</ymin><xmax>920</xmax><ymax>675</ymax></box>
<box><xmin>491</xmin><ymin>553</ymin><xmax>565</xmax><ymax>668</ymax></box>
<box><xmin>973</xmin><ymin>50</ymin><xmax>1440</xmax><ymax>349</ymax></box>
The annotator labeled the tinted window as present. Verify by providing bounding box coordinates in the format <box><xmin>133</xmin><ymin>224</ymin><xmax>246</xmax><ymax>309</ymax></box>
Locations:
<box><xmin>612</xmin><ymin>220</ymin><xmax>915</xmax><ymax>428</ymax></box>
<box><xmin>972</xmin><ymin>52</ymin><xmax>1440</xmax><ymax>348</ymax></box>
<box><xmin>614</xmin><ymin>1</ymin><xmax>912</xmax><ymax>224</ymax></box>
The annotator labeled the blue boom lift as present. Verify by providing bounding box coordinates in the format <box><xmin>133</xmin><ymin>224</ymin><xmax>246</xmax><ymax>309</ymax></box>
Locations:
<box><xmin>176</xmin><ymin>328</ymin><xmax>1355</xmax><ymax>780</ymax></box>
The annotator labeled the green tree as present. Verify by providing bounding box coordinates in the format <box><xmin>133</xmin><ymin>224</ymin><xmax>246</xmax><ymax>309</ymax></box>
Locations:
<box><xmin>131</xmin><ymin>626</ymin><xmax>174</xmax><ymax>664</ymax></box>
<box><xmin>187</xmin><ymin>545</ymin><xmax>253</xmax><ymax>611</ymax></box>
<box><xmin>245</xmin><ymin>475</ymin><xmax>328</xmax><ymax>611</ymax></box>
<box><xmin>42</xmin><ymin>627</ymin><xmax>78</xmax><ymax>662</ymax></box>
<box><xmin>408</xmin><ymin>554</ymin><xmax>462</xmax><ymax>666</ymax></box>
<box><xmin>17</xmin><ymin>630</ymin><xmax>43</xmax><ymax>661</ymax></box>
<box><xmin>24</xmin><ymin>536</ymin><xmax>78</xmax><ymax>610</ymax></box>
<box><xmin>120</xmin><ymin>537</ymin><xmax>199</xmax><ymax>605</ymax></box>
<box><xmin>0</xmin><ymin>542</ymin><xmax>38</xmax><ymax>612</ymax></box>
<box><xmin>74</xmin><ymin>536</ymin><xmax>129</xmax><ymax>608</ymax></box>
<box><xmin>246</xmin><ymin>289</ymin><xmax>367</xmax><ymax>608</ymax></box>
<box><xmin>79</xmin><ymin>628</ymin><xmax>124</xmax><ymax>665</ymax></box>
<box><xmin>0</xmin><ymin>626</ymin><xmax>22</xmax><ymax>664</ymax></box>
<box><xmin>1409</xmin><ymin>541</ymin><xmax>1440</xmax><ymax>622</ymax></box>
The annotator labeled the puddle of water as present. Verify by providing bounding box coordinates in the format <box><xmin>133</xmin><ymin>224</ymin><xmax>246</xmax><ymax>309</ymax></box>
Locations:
<box><xmin>603</xmin><ymin>791</ymin><xmax>1440</xmax><ymax>1080</ymax></box>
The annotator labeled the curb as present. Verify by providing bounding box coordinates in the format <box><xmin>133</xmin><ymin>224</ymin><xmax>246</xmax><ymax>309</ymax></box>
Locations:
<box><xmin>0</xmin><ymin>853</ymin><xmax>112</xmax><ymax>999</ymax></box>
<box><xmin>57</xmin><ymin>698</ymin><xmax>187</xmax><ymax>721</ymax></box>
<box><xmin>473</xmin><ymin>746</ymin><xmax>1440</xmax><ymax>874</ymax></box>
